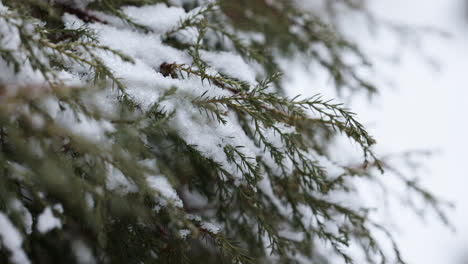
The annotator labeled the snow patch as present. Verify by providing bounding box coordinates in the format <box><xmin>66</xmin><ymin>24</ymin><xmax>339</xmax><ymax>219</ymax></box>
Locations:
<box><xmin>10</xmin><ymin>199</ymin><xmax>33</xmax><ymax>234</ymax></box>
<box><xmin>179</xmin><ymin>229</ymin><xmax>191</xmax><ymax>238</ymax></box>
<box><xmin>146</xmin><ymin>175</ymin><xmax>183</xmax><ymax>208</ymax></box>
<box><xmin>0</xmin><ymin>213</ymin><xmax>30</xmax><ymax>264</ymax></box>
<box><xmin>201</xmin><ymin>221</ymin><xmax>220</xmax><ymax>234</ymax></box>
<box><xmin>37</xmin><ymin>207</ymin><xmax>62</xmax><ymax>234</ymax></box>
<box><xmin>72</xmin><ymin>240</ymin><xmax>96</xmax><ymax>264</ymax></box>
<box><xmin>123</xmin><ymin>4</ymin><xmax>187</xmax><ymax>34</ymax></box>
<box><xmin>106</xmin><ymin>163</ymin><xmax>139</xmax><ymax>193</ymax></box>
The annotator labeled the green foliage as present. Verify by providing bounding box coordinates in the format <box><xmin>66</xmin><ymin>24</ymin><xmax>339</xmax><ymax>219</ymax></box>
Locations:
<box><xmin>0</xmin><ymin>1</ymin><xmax>451</xmax><ymax>264</ymax></box>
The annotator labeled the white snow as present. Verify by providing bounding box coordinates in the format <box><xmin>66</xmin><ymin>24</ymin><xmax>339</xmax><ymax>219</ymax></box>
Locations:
<box><xmin>85</xmin><ymin>193</ymin><xmax>95</xmax><ymax>209</ymax></box>
<box><xmin>72</xmin><ymin>240</ymin><xmax>96</xmax><ymax>264</ymax></box>
<box><xmin>200</xmin><ymin>221</ymin><xmax>219</xmax><ymax>234</ymax></box>
<box><xmin>10</xmin><ymin>199</ymin><xmax>33</xmax><ymax>234</ymax></box>
<box><xmin>50</xmin><ymin>104</ymin><xmax>116</xmax><ymax>143</ymax></box>
<box><xmin>123</xmin><ymin>4</ymin><xmax>187</xmax><ymax>34</ymax></box>
<box><xmin>278</xmin><ymin>229</ymin><xmax>304</xmax><ymax>242</ymax></box>
<box><xmin>53</xmin><ymin>203</ymin><xmax>64</xmax><ymax>214</ymax></box>
<box><xmin>146</xmin><ymin>175</ymin><xmax>183</xmax><ymax>208</ymax></box>
<box><xmin>0</xmin><ymin>3</ymin><xmax>45</xmax><ymax>88</ymax></box>
<box><xmin>181</xmin><ymin>186</ymin><xmax>208</xmax><ymax>209</ymax></box>
<box><xmin>200</xmin><ymin>50</ymin><xmax>257</xmax><ymax>85</ymax></box>
<box><xmin>37</xmin><ymin>207</ymin><xmax>62</xmax><ymax>234</ymax></box>
<box><xmin>0</xmin><ymin>213</ymin><xmax>31</xmax><ymax>264</ymax></box>
<box><xmin>257</xmin><ymin>174</ymin><xmax>291</xmax><ymax>216</ymax></box>
<box><xmin>105</xmin><ymin>163</ymin><xmax>139</xmax><ymax>193</ymax></box>
<box><xmin>179</xmin><ymin>229</ymin><xmax>191</xmax><ymax>238</ymax></box>
<box><xmin>61</xmin><ymin>2</ymin><xmax>268</xmax><ymax>188</ymax></box>
<box><xmin>186</xmin><ymin>214</ymin><xmax>202</xmax><ymax>222</ymax></box>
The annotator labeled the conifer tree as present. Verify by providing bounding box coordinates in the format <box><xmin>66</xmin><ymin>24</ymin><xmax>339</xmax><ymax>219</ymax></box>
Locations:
<box><xmin>0</xmin><ymin>0</ymin><xmax>451</xmax><ymax>263</ymax></box>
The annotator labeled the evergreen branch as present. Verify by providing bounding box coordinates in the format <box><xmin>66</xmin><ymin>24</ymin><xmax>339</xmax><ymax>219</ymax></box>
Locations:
<box><xmin>193</xmin><ymin>79</ymin><xmax>381</xmax><ymax>171</ymax></box>
<box><xmin>165</xmin><ymin>2</ymin><xmax>219</xmax><ymax>37</ymax></box>
<box><xmin>175</xmin><ymin>63</ymin><xmax>249</xmax><ymax>93</ymax></box>
<box><xmin>0</xmin><ymin>1</ymin><xmax>452</xmax><ymax>263</ymax></box>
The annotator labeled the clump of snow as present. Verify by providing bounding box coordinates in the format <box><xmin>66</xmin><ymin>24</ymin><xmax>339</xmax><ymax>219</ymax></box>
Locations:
<box><xmin>53</xmin><ymin>203</ymin><xmax>64</xmax><ymax>214</ymax></box>
<box><xmin>37</xmin><ymin>207</ymin><xmax>62</xmax><ymax>233</ymax></box>
<box><xmin>38</xmin><ymin>95</ymin><xmax>116</xmax><ymax>143</ymax></box>
<box><xmin>85</xmin><ymin>193</ymin><xmax>95</xmax><ymax>209</ymax></box>
<box><xmin>146</xmin><ymin>175</ymin><xmax>183</xmax><ymax>208</ymax></box>
<box><xmin>181</xmin><ymin>186</ymin><xmax>208</xmax><ymax>209</ymax></box>
<box><xmin>105</xmin><ymin>163</ymin><xmax>139</xmax><ymax>193</ymax></box>
<box><xmin>55</xmin><ymin>109</ymin><xmax>116</xmax><ymax>142</ymax></box>
<box><xmin>309</xmin><ymin>151</ymin><xmax>345</xmax><ymax>180</ymax></box>
<box><xmin>278</xmin><ymin>229</ymin><xmax>304</xmax><ymax>242</ymax></box>
<box><xmin>123</xmin><ymin>4</ymin><xmax>187</xmax><ymax>34</ymax></box>
<box><xmin>257</xmin><ymin>174</ymin><xmax>291</xmax><ymax>216</ymax></box>
<box><xmin>0</xmin><ymin>213</ymin><xmax>31</xmax><ymax>264</ymax></box>
<box><xmin>261</xmin><ymin>233</ymin><xmax>274</xmax><ymax>256</ymax></box>
<box><xmin>0</xmin><ymin>4</ymin><xmax>45</xmax><ymax>88</ymax></box>
<box><xmin>168</xmin><ymin>106</ymin><xmax>259</xmax><ymax>183</ymax></box>
<box><xmin>10</xmin><ymin>199</ymin><xmax>33</xmax><ymax>234</ymax></box>
<box><xmin>5</xmin><ymin>161</ymin><xmax>30</xmax><ymax>180</ymax></box>
<box><xmin>200</xmin><ymin>50</ymin><xmax>257</xmax><ymax>85</ymax></box>
<box><xmin>139</xmin><ymin>159</ymin><xmax>158</xmax><ymax>170</ymax></box>
<box><xmin>201</xmin><ymin>221</ymin><xmax>220</xmax><ymax>234</ymax></box>
<box><xmin>141</xmin><ymin>168</ymin><xmax>185</xmax><ymax>210</ymax></box>
<box><xmin>72</xmin><ymin>240</ymin><xmax>96</xmax><ymax>264</ymax></box>
<box><xmin>179</xmin><ymin>229</ymin><xmax>191</xmax><ymax>238</ymax></box>
<box><xmin>186</xmin><ymin>214</ymin><xmax>202</xmax><ymax>222</ymax></box>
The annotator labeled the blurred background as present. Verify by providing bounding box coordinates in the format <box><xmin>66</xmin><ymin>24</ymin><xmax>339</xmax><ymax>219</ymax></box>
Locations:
<box><xmin>364</xmin><ymin>1</ymin><xmax>468</xmax><ymax>263</ymax></box>
<box><xmin>287</xmin><ymin>0</ymin><xmax>468</xmax><ymax>263</ymax></box>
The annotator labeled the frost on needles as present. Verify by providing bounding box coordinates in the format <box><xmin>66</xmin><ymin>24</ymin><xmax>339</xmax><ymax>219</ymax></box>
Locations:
<box><xmin>0</xmin><ymin>1</ymin><xmax>451</xmax><ymax>264</ymax></box>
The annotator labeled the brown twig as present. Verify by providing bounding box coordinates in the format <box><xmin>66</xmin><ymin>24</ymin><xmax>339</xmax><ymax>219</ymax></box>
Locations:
<box><xmin>59</xmin><ymin>4</ymin><xmax>107</xmax><ymax>24</ymax></box>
